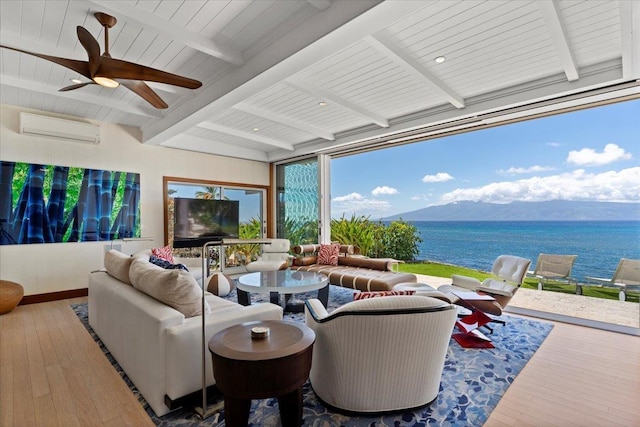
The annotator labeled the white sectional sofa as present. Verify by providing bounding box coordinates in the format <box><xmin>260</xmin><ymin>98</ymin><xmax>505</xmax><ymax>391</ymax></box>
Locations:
<box><xmin>88</xmin><ymin>250</ymin><xmax>283</xmax><ymax>416</ymax></box>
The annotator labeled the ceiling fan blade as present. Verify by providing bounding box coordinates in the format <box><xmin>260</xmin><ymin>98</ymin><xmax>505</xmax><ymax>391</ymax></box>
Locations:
<box><xmin>118</xmin><ymin>80</ymin><xmax>168</xmax><ymax>109</ymax></box>
<box><xmin>76</xmin><ymin>26</ymin><xmax>101</xmax><ymax>77</ymax></box>
<box><xmin>98</xmin><ymin>57</ymin><xmax>202</xmax><ymax>89</ymax></box>
<box><xmin>59</xmin><ymin>82</ymin><xmax>95</xmax><ymax>92</ymax></box>
<box><xmin>0</xmin><ymin>44</ymin><xmax>91</xmax><ymax>78</ymax></box>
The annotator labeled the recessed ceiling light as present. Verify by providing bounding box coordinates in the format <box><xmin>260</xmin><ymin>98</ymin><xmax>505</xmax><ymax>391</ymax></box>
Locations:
<box><xmin>71</xmin><ymin>78</ymin><xmax>82</xmax><ymax>84</ymax></box>
<box><xmin>252</xmin><ymin>127</ymin><xmax>260</xmax><ymax>132</ymax></box>
<box><xmin>318</xmin><ymin>101</ymin><xmax>327</xmax><ymax>107</ymax></box>
<box><xmin>434</xmin><ymin>56</ymin><xmax>446</xmax><ymax>64</ymax></box>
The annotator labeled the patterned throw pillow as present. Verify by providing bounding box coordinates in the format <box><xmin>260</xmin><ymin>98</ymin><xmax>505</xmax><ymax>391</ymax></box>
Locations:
<box><xmin>149</xmin><ymin>255</ymin><xmax>189</xmax><ymax>271</ymax></box>
<box><xmin>317</xmin><ymin>243</ymin><xmax>340</xmax><ymax>266</ymax></box>
<box><xmin>151</xmin><ymin>245</ymin><xmax>174</xmax><ymax>263</ymax></box>
<box><xmin>353</xmin><ymin>290</ymin><xmax>416</xmax><ymax>300</ymax></box>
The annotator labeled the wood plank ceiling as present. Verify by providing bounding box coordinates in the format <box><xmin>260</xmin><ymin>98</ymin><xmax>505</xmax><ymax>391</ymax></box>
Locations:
<box><xmin>1</xmin><ymin>0</ymin><xmax>638</xmax><ymax>162</ymax></box>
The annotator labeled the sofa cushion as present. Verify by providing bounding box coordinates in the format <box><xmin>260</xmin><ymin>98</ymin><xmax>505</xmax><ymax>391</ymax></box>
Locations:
<box><xmin>317</xmin><ymin>243</ymin><xmax>340</xmax><ymax>266</ymax></box>
<box><xmin>151</xmin><ymin>245</ymin><xmax>175</xmax><ymax>263</ymax></box>
<box><xmin>104</xmin><ymin>250</ymin><xmax>133</xmax><ymax>285</ymax></box>
<box><xmin>338</xmin><ymin>256</ymin><xmax>392</xmax><ymax>271</ymax></box>
<box><xmin>129</xmin><ymin>257</ymin><xmax>207</xmax><ymax>318</ymax></box>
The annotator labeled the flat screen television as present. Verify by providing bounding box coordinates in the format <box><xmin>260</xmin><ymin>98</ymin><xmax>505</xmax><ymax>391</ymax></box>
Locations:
<box><xmin>173</xmin><ymin>198</ymin><xmax>240</xmax><ymax>248</ymax></box>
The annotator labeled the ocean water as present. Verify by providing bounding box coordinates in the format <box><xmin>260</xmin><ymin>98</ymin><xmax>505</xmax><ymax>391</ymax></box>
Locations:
<box><xmin>412</xmin><ymin>221</ymin><xmax>640</xmax><ymax>281</ymax></box>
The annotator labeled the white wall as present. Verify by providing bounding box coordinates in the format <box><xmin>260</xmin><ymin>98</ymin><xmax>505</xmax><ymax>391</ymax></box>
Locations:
<box><xmin>0</xmin><ymin>104</ymin><xmax>269</xmax><ymax>296</ymax></box>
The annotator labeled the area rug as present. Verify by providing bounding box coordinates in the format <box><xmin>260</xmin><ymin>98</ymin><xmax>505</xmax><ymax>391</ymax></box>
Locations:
<box><xmin>72</xmin><ymin>285</ymin><xmax>553</xmax><ymax>426</ymax></box>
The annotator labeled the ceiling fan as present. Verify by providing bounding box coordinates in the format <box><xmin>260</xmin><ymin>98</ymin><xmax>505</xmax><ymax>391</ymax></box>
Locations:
<box><xmin>0</xmin><ymin>12</ymin><xmax>202</xmax><ymax>109</ymax></box>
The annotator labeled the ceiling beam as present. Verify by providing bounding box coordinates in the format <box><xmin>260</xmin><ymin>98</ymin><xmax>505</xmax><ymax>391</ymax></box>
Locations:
<box><xmin>306</xmin><ymin>0</ymin><xmax>332</xmax><ymax>11</ymax></box>
<box><xmin>0</xmin><ymin>74</ymin><xmax>162</xmax><ymax>118</ymax></box>
<box><xmin>161</xmin><ymin>133</ymin><xmax>268</xmax><ymax>162</ymax></box>
<box><xmin>197</xmin><ymin>122</ymin><xmax>295</xmax><ymax>151</ymax></box>
<box><xmin>365</xmin><ymin>34</ymin><xmax>465</xmax><ymax>109</ymax></box>
<box><xmin>89</xmin><ymin>0</ymin><xmax>244</xmax><ymax>66</ymax></box>
<box><xmin>270</xmin><ymin>61</ymin><xmax>626</xmax><ymax>162</ymax></box>
<box><xmin>141</xmin><ymin>0</ymin><xmax>435</xmax><ymax>145</ymax></box>
<box><xmin>620</xmin><ymin>0</ymin><xmax>640</xmax><ymax>80</ymax></box>
<box><xmin>286</xmin><ymin>79</ymin><xmax>389</xmax><ymax>128</ymax></box>
<box><xmin>233</xmin><ymin>103</ymin><xmax>335</xmax><ymax>141</ymax></box>
<box><xmin>536</xmin><ymin>0</ymin><xmax>579</xmax><ymax>82</ymax></box>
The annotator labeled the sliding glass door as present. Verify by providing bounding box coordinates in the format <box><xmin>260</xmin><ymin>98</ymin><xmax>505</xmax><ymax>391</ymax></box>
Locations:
<box><xmin>275</xmin><ymin>157</ymin><xmax>322</xmax><ymax>245</ymax></box>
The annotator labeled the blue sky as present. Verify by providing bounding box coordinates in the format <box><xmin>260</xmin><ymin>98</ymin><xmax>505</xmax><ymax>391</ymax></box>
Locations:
<box><xmin>331</xmin><ymin>99</ymin><xmax>640</xmax><ymax>219</ymax></box>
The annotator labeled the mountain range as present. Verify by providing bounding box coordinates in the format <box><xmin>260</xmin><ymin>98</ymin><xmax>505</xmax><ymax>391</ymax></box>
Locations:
<box><xmin>380</xmin><ymin>200</ymin><xmax>640</xmax><ymax>221</ymax></box>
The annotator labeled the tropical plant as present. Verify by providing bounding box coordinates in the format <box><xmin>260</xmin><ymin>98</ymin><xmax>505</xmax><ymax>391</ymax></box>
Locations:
<box><xmin>376</xmin><ymin>219</ymin><xmax>422</xmax><ymax>261</ymax></box>
<box><xmin>328</xmin><ymin>215</ymin><xmax>421</xmax><ymax>261</ymax></box>
<box><xmin>225</xmin><ymin>218</ymin><xmax>263</xmax><ymax>265</ymax></box>
<box><xmin>281</xmin><ymin>216</ymin><xmax>317</xmax><ymax>246</ymax></box>
<box><xmin>330</xmin><ymin>214</ymin><xmax>381</xmax><ymax>257</ymax></box>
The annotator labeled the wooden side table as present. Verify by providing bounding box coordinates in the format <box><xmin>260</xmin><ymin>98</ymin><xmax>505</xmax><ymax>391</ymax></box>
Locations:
<box><xmin>209</xmin><ymin>320</ymin><xmax>315</xmax><ymax>427</ymax></box>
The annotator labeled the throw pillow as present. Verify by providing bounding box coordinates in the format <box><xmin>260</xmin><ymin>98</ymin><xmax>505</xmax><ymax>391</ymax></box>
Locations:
<box><xmin>149</xmin><ymin>255</ymin><xmax>189</xmax><ymax>271</ymax></box>
<box><xmin>353</xmin><ymin>290</ymin><xmax>416</xmax><ymax>300</ymax></box>
<box><xmin>104</xmin><ymin>250</ymin><xmax>133</xmax><ymax>285</ymax></box>
<box><xmin>151</xmin><ymin>245</ymin><xmax>174</xmax><ymax>263</ymax></box>
<box><xmin>129</xmin><ymin>257</ymin><xmax>208</xmax><ymax>318</ymax></box>
<box><xmin>206</xmin><ymin>273</ymin><xmax>236</xmax><ymax>297</ymax></box>
<box><xmin>317</xmin><ymin>243</ymin><xmax>340</xmax><ymax>266</ymax></box>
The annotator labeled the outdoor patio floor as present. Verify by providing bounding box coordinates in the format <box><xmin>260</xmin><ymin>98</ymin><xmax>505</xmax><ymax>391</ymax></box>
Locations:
<box><xmin>416</xmin><ymin>274</ymin><xmax>640</xmax><ymax>329</ymax></box>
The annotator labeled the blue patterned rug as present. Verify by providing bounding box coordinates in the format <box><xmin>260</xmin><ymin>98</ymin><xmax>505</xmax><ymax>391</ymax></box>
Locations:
<box><xmin>72</xmin><ymin>285</ymin><xmax>553</xmax><ymax>426</ymax></box>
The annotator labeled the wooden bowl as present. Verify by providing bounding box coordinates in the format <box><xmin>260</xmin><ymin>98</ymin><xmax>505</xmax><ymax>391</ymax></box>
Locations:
<box><xmin>0</xmin><ymin>280</ymin><xmax>24</xmax><ymax>314</ymax></box>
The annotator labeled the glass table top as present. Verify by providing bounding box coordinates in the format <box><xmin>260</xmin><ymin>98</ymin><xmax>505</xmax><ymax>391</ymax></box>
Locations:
<box><xmin>237</xmin><ymin>270</ymin><xmax>328</xmax><ymax>294</ymax></box>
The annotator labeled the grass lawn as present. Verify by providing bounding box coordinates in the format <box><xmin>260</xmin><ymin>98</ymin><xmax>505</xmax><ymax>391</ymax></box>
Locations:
<box><xmin>399</xmin><ymin>261</ymin><xmax>639</xmax><ymax>303</ymax></box>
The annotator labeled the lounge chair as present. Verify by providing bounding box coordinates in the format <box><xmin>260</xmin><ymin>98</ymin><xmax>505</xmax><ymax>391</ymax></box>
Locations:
<box><xmin>528</xmin><ymin>253</ymin><xmax>578</xmax><ymax>292</ymax></box>
<box><xmin>438</xmin><ymin>255</ymin><xmax>532</xmax><ymax>322</ymax></box>
<box><xmin>584</xmin><ymin>258</ymin><xmax>640</xmax><ymax>301</ymax></box>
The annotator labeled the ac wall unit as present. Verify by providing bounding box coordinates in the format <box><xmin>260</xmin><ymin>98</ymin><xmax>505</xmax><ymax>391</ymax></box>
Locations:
<box><xmin>19</xmin><ymin>112</ymin><xmax>101</xmax><ymax>144</ymax></box>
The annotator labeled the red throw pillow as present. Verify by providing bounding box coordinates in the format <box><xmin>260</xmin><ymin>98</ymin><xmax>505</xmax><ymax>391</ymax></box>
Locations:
<box><xmin>151</xmin><ymin>245</ymin><xmax>174</xmax><ymax>263</ymax></box>
<box><xmin>353</xmin><ymin>290</ymin><xmax>416</xmax><ymax>300</ymax></box>
<box><xmin>317</xmin><ymin>243</ymin><xmax>340</xmax><ymax>266</ymax></box>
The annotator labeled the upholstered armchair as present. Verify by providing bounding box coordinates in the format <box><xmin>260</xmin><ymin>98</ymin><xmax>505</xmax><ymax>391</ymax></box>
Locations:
<box><xmin>304</xmin><ymin>295</ymin><xmax>456</xmax><ymax>413</ymax></box>
<box><xmin>245</xmin><ymin>239</ymin><xmax>291</xmax><ymax>272</ymax></box>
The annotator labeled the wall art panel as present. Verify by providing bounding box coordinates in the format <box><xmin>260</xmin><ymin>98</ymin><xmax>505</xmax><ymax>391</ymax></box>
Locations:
<box><xmin>0</xmin><ymin>161</ymin><xmax>140</xmax><ymax>245</ymax></box>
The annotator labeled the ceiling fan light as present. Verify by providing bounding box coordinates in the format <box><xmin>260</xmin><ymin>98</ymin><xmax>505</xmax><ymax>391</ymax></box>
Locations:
<box><xmin>93</xmin><ymin>76</ymin><xmax>119</xmax><ymax>88</ymax></box>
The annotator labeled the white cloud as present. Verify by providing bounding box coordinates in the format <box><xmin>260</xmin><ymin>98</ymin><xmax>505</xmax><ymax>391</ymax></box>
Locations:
<box><xmin>332</xmin><ymin>192</ymin><xmax>363</xmax><ymax>202</ymax></box>
<box><xmin>422</xmin><ymin>172</ymin><xmax>454</xmax><ymax>183</ymax></box>
<box><xmin>497</xmin><ymin>165</ymin><xmax>555</xmax><ymax>175</ymax></box>
<box><xmin>331</xmin><ymin>192</ymin><xmax>392</xmax><ymax>218</ymax></box>
<box><xmin>546</xmin><ymin>142</ymin><xmax>562</xmax><ymax>148</ymax></box>
<box><xmin>436</xmin><ymin>167</ymin><xmax>640</xmax><ymax>205</ymax></box>
<box><xmin>371</xmin><ymin>186</ymin><xmax>398</xmax><ymax>196</ymax></box>
<box><xmin>567</xmin><ymin>143</ymin><xmax>632</xmax><ymax>167</ymax></box>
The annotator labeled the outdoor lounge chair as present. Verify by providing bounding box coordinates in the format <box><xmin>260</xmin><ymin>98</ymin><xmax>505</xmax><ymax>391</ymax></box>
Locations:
<box><xmin>584</xmin><ymin>258</ymin><xmax>640</xmax><ymax>301</ymax></box>
<box><xmin>528</xmin><ymin>253</ymin><xmax>578</xmax><ymax>292</ymax></box>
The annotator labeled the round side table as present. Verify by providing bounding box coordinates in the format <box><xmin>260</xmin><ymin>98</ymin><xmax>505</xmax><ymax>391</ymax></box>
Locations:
<box><xmin>0</xmin><ymin>280</ymin><xmax>24</xmax><ymax>315</ymax></box>
<box><xmin>209</xmin><ymin>320</ymin><xmax>315</xmax><ymax>427</ymax></box>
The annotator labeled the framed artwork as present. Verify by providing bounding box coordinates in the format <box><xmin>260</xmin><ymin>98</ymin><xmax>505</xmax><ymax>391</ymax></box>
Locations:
<box><xmin>0</xmin><ymin>161</ymin><xmax>140</xmax><ymax>245</ymax></box>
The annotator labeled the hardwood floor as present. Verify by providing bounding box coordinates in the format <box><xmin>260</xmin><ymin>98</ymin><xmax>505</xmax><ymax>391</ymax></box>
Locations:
<box><xmin>1</xmin><ymin>297</ymin><xmax>638</xmax><ymax>426</ymax></box>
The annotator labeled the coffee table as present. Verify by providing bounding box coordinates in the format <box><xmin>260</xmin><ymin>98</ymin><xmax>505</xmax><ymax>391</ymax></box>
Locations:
<box><xmin>236</xmin><ymin>270</ymin><xmax>329</xmax><ymax>312</ymax></box>
<box><xmin>209</xmin><ymin>320</ymin><xmax>315</xmax><ymax>427</ymax></box>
